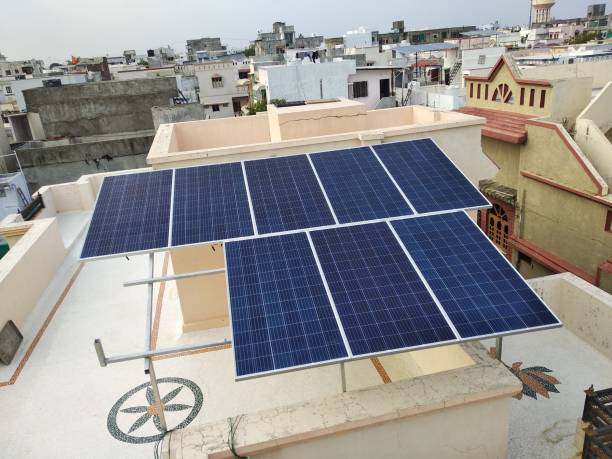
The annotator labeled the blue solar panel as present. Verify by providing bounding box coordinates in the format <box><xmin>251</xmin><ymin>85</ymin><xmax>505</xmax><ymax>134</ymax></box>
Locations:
<box><xmin>309</xmin><ymin>148</ymin><xmax>413</xmax><ymax>223</ymax></box>
<box><xmin>226</xmin><ymin>232</ymin><xmax>348</xmax><ymax>377</ymax></box>
<box><xmin>310</xmin><ymin>223</ymin><xmax>456</xmax><ymax>356</ymax></box>
<box><xmin>171</xmin><ymin>163</ymin><xmax>253</xmax><ymax>246</ymax></box>
<box><xmin>81</xmin><ymin>170</ymin><xmax>172</xmax><ymax>259</ymax></box>
<box><xmin>244</xmin><ymin>155</ymin><xmax>336</xmax><ymax>234</ymax></box>
<box><xmin>373</xmin><ymin>139</ymin><xmax>490</xmax><ymax>213</ymax></box>
<box><xmin>392</xmin><ymin>212</ymin><xmax>560</xmax><ymax>338</ymax></box>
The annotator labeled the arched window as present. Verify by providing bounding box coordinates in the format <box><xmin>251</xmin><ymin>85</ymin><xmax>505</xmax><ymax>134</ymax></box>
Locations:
<box><xmin>487</xmin><ymin>204</ymin><xmax>510</xmax><ymax>251</ymax></box>
<box><xmin>492</xmin><ymin>83</ymin><xmax>513</xmax><ymax>104</ymax></box>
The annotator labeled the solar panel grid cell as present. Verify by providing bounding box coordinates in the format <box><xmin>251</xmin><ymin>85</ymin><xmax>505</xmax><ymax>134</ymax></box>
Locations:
<box><xmin>373</xmin><ymin>139</ymin><xmax>490</xmax><ymax>213</ymax></box>
<box><xmin>81</xmin><ymin>170</ymin><xmax>173</xmax><ymax>259</ymax></box>
<box><xmin>226</xmin><ymin>233</ymin><xmax>348</xmax><ymax>377</ymax></box>
<box><xmin>171</xmin><ymin>163</ymin><xmax>253</xmax><ymax>246</ymax></box>
<box><xmin>310</xmin><ymin>223</ymin><xmax>456</xmax><ymax>356</ymax></box>
<box><xmin>244</xmin><ymin>155</ymin><xmax>336</xmax><ymax>234</ymax></box>
<box><xmin>310</xmin><ymin>148</ymin><xmax>413</xmax><ymax>223</ymax></box>
<box><xmin>391</xmin><ymin>212</ymin><xmax>559</xmax><ymax>338</ymax></box>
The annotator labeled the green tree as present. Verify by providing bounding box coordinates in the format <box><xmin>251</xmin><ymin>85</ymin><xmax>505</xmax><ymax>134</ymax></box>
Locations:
<box><xmin>244</xmin><ymin>45</ymin><xmax>256</xmax><ymax>57</ymax></box>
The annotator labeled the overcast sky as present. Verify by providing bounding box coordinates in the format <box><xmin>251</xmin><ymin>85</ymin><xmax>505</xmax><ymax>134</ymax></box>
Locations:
<box><xmin>0</xmin><ymin>0</ymin><xmax>604</xmax><ymax>64</ymax></box>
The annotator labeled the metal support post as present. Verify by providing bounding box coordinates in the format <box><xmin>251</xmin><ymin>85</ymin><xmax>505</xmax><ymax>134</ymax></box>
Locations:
<box><xmin>340</xmin><ymin>363</ymin><xmax>347</xmax><ymax>393</ymax></box>
<box><xmin>143</xmin><ymin>253</ymin><xmax>168</xmax><ymax>432</ymax></box>
<box><xmin>495</xmin><ymin>336</ymin><xmax>503</xmax><ymax>361</ymax></box>
<box><xmin>124</xmin><ymin>267</ymin><xmax>226</xmax><ymax>287</ymax></box>
<box><xmin>146</xmin><ymin>358</ymin><xmax>168</xmax><ymax>432</ymax></box>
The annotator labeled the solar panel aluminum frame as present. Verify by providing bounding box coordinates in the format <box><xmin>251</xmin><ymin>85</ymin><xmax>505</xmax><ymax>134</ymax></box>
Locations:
<box><xmin>79</xmin><ymin>138</ymin><xmax>492</xmax><ymax>262</ymax></box>
<box><xmin>227</xmin><ymin>212</ymin><xmax>561</xmax><ymax>381</ymax></box>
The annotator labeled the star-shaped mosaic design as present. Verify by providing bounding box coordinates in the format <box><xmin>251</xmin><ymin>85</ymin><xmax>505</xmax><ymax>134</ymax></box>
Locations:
<box><xmin>121</xmin><ymin>385</ymin><xmax>193</xmax><ymax>433</ymax></box>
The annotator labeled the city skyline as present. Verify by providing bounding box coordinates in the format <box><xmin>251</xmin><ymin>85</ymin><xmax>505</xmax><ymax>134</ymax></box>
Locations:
<box><xmin>0</xmin><ymin>0</ymin><xmax>603</xmax><ymax>64</ymax></box>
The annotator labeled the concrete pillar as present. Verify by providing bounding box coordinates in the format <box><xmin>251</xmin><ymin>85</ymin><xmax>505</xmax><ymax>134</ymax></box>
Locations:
<box><xmin>0</xmin><ymin>124</ymin><xmax>10</xmax><ymax>157</ymax></box>
<box><xmin>170</xmin><ymin>243</ymin><xmax>229</xmax><ymax>333</ymax></box>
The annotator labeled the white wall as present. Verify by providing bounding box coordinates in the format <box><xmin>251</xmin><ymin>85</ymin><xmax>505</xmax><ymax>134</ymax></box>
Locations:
<box><xmin>195</xmin><ymin>62</ymin><xmax>248</xmax><ymax>119</ymax></box>
<box><xmin>259</xmin><ymin>60</ymin><xmax>356</xmax><ymax>103</ymax></box>
<box><xmin>348</xmin><ymin>68</ymin><xmax>394</xmax><ymax>109</ymax></box>
<box><xmin>343</xmin><ymin>28</ymin><xmax>372</xmax><ymax>48</ymax></box>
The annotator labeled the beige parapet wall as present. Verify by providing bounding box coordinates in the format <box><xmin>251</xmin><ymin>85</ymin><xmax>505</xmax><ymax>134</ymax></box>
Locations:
<box><xmin>520</xmin><ymin>59</ymin><xmax>612</xmax><ymax>90</ymax></box>
<box><xmin>529</xmin><ymin>273</ymin><xmax>612</xmax><ymax>361</ymax></box>
<box><xmin>0</xmin><ymin>216</ymin><xmax>66</xmax><ymax>330</ymax></box>
<box><xmin>0</xmin><ymin>168</ymin><xmax>147</xmax><ymax>332</ymax></box>
<box><xmin>574</xmin><ymin>81</ymin><xmax>612</xmax><ymax>187</ymax></box>
<box><xmin>160</xmin><ymin>342</ymin><xmax>520</xmax><ymax>459</ymax></box>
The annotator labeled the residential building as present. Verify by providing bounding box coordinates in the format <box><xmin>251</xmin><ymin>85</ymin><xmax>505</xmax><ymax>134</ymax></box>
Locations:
<box><xmin>457</xmin><ymin>56</ymin><xmax>612</xmax><ymax>293</ymax></box>
<box><xmin>254</xmin><ymin>22</ymin><xmax>323</xmax><ymax>57</ymax></box>
<box><xmin>186</xmin><ymin>37</ymin><xmax>226</xmax><ymax>62</ymax></box>
<box><xmin>588</xmin><ymin>4</ymin><xmax>606</xmax><ymax>18</ymax></box>
<box><xmin>460</xmin><ymin>47</ymin><xmax>507</xmax><ymax>86</ymax></box>
<box><xmin>257</xmin><ymin>60</ymin><xmax>356</xmax><ymax>103</ymax></box>
<box><xmin>8</xmin><ymin>73</ymin><xmax>89</xmax><ymax>112</ymax></box>
<box><xmin>0</xmin><ymin>53</ymin><xmax>45</xmax><ymax>78</ymax></box>
<box><xmin>187</xmin><ymin>61</ymin><xmax>250</xmax><ymax>118</ymax></box>
<box><xmin>348</xmin><ymin>66</ymin><xmax>400</xmax><ymax>109</ymax></box>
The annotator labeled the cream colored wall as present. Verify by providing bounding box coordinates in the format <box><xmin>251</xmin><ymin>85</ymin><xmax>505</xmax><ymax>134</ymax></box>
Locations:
<box><xmin>547</xmin><ymin>77</ymin><xmax>592</xmax><ymax>128</ymax></box>
<box><xmin>169</xmin><ymin>244</ymin><xmax>228</xmax><ymax>332</ymax></box>
<box><xmin>0</xmin><ymin>218</ymin><xmax>66</xmax><ymax>329</ymax></box>
<box><xmin>482</xmin><ymin>137</ymin><xmax>521</xmax><ymax>190</ymax></box>
<box><xmin>529</xmin><ymin>273</ymin><xmax>612</xmax><ymax>360</ymax></box>
<box><xmin>521</xmin><ymin>59</ymin><xmax>612</xmax><ymax>90</ymax></box>
<box><xmin>575</xmin><ymin>82</ymin><xmax>612</xmax><ymax>187</ymax></box>
<box><xmin>518</xmin><ymin>175</ymin><xmax>612</xmax><ymax>280</ymax></box>
<box><xmin>255</xmin><ymin>397</ymin><xmax>512</xmax><ymax>459</ymax></box>
<box><xmin>521</xmin><ymin>124</ymin><xmax>604</xmax><ymax>195</ymax></box>
<box><xmin>575</xmin><ymin>119</ymin><xmax>612</xmax><ymax>186</ymax></box>
<box><xmin>466</xmin><ymin>64</ymin><xmax>551</xmax><ymax>117</ymax></box>
<box><xmin>174</xmin><ymin>115</ymin><xmax>271</xmax><ymax>152</ymax></box>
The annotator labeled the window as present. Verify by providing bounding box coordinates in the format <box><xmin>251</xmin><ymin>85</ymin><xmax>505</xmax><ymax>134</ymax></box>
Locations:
<box><xmin>238</xmin><ymin>70</ymin><xmax>249</xmax><ymax>80</ymax></box>
<box><xmin>520</xmin><ymin>87</ymin><xmax>525</xmax><ymax>105</ymax></box>
<box><xmin>212</xmin><ymin>104</ymin><xmax>220</xmax><ymax>112</ymax></box>
<box><xmin>606</xmin><ymin>210</ymin><xmax>612</xmax><ymax>233</ymax></box>
<box><xmin>540</xmin><ymin>90</ymin><xmax>546</xmax><ymax>108</ymax></box>
<box><xmin>487</xmin><ymin>204</ymin><xmax>510</xmax><ymax>251</ymax></box>
<box><xmin>492</xmin><ymin>84</ymin><xmax>513</xmax><ymax>104</ymax></box>
<box><xmin>211</xmin><ymin>76</ymin><xmax>223</xmax><ymax>88</ymax></box>
<box><xmin>470</xmin><ymin>82</ymin><xmax>474</xmax><ymax>98</ymax></box>
<box><xmin>477</xmin><ymin>84</ymin><xmax>481</xmax><ymax>99</ymax></box>
<box><xmin>4</xmin><ymin>86</ymin><xmax>12</xmax><ymax>95</ymax></box>
<box><xmin>353</xmin><ymin>81</ymin><xmax>368</xmax><ymax>98</ymax></box>
<box><xmin>484</xmin><ymin>84</ymin><xmax>489</xmax><ymax>100</ymax></box>
<box><xmin>478</xmin><ymin>54</ymin><xmax>486</xmax><ymax>65</ymax></box>
<box><xmin>5</xmin><ymin>70</ymin><xmax>10</xmax><ymax>76</ymax></box>
<box><xmin>529</xmin><ymin>88</ymin><xmax>535</xmax><ymax>107</ymax></box>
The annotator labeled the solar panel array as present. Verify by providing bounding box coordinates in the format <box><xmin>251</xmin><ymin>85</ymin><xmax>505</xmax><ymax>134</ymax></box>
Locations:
<box><xmin>81</xmin><ymin>139</ymin><xmax>491</xmax><ymax>260</ymax></box>
<box><xmin>79</xmin><ymin>139</ymin><xmax>560</xmax><ymax>380</ymax></box>
<box><xmin>226</xmin><ymin>211</ymin><xmax>560</xmax><ymax>379</ymax></box>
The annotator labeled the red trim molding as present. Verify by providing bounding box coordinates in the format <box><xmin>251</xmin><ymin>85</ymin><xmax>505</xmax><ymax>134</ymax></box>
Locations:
<box><xmin>520</xmin><ymin>171</ymin><xmax>612</xmax><ymax>208</ymax></box>
<box><xmin>464</xmin><ymin>56</ymin><xmax>551</xmax><ymax>87</ymax></box>
<box><xmin>510</xmin><ymin>236</ymin><xmax>597</xmax><ymax>284</ymax></box>
<box><xmin>525</xmin><ymin>119</ymin><xmax>605</xmax><ymax>196</ymax></box>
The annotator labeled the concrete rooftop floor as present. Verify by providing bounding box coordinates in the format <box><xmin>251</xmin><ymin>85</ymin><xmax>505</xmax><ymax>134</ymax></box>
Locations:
<box><xmin>0</xmin><ymin>211</ymin><xmax>611</xmax><ymax>458</ymax></box>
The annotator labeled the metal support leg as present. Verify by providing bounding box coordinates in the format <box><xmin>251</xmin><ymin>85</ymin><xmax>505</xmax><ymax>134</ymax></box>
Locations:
<box><xmin>495</xmin><ymin>336</ymin><xmax>503</xmax><ymax>361</ymax></box>
<box><xmin>144</xmin><ymin>253</ymin><xmax>168</xmax><ymax>432</ymax></box>
<box><xmin>146</xmin><ymin>358</ymin><xmax>168</xmax><ymax>432</ymax></box>
<box><xmin>340</xmin><ymin>363</ymin><xmax>347</xmax><ymax>393</ymax></box>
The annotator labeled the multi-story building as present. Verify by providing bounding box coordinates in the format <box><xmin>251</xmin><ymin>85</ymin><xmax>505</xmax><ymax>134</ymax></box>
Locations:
<box><xmin>457</xmin><ymin>55</ymin><xmax>612</xmax><ymax>292</ymax></box>
<box><xmin>186</xmin><ymin>37</ymin><xmax>226</xmax><ymax>62</ymax></box>
<box><xmin>254</xmin><ymin>22</ymin><xmax>323</xmax><ymax>57</ymax></box>
<box><xmin>189</xmin><ymin>61</ymin><xmax>250</xmax><ymax>118</ymax></box>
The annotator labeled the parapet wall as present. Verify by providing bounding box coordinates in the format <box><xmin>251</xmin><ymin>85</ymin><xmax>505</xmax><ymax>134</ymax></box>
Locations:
<box><xmin>23</xmin><ymin>77</ymin><xmax>178</xmax><ymax>137</ymax></box>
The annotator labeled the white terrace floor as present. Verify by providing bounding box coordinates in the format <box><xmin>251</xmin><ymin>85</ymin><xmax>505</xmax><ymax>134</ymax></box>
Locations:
<box><xmin>0</xmin><ymin>211</ymin><xmax>611</xmax><ymax>458</ymax></box>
